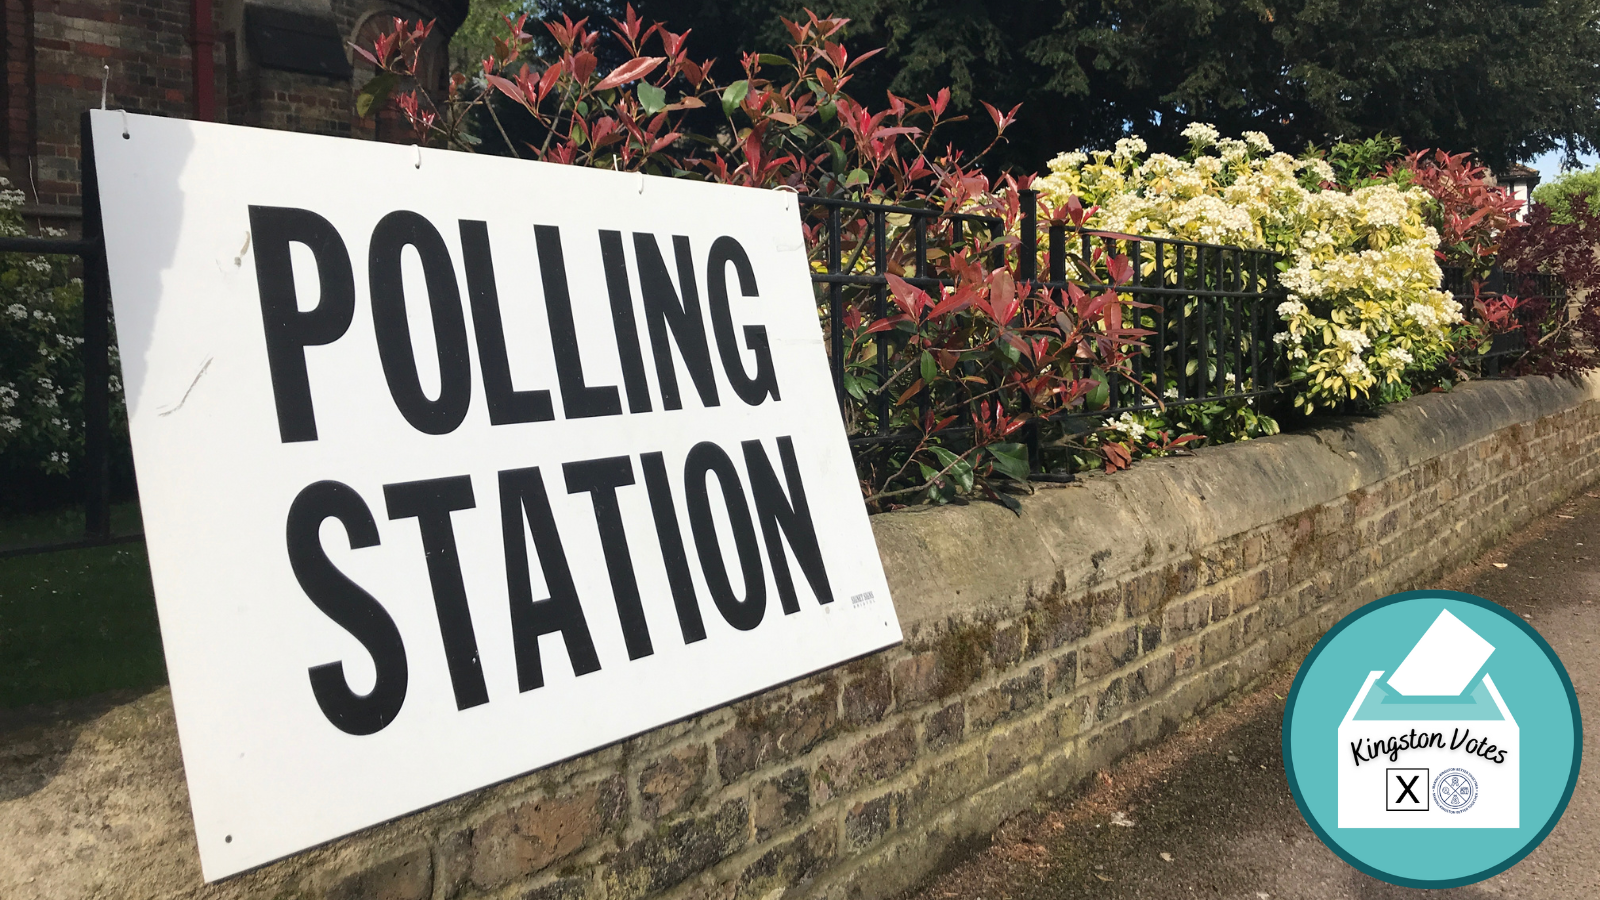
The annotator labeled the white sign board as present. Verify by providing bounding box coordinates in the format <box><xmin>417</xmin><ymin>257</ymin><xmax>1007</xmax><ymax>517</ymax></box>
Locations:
<box><xmin>89</xmin><ymin>111</ymin><xmax>900</xmax><ymax>880</ymax></box>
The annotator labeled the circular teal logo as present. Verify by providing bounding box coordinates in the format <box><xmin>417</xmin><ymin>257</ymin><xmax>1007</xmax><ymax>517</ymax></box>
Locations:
<box><xmin>1283</xmin><ymin>590</ymin><xmax>1581</xmax><ymax>887</ymax></box>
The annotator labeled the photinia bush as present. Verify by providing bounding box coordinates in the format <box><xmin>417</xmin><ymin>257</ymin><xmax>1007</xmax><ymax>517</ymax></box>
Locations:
<box><xmin>1497</xmin><ymin>192</ymin><xmax>1600</xmax><ymax>378</ymax></box>
<box><xmin>355</xmin><ymin>8</ymin><xmax>1150</xmax><ymax>509</ymax></box>
<box><xmin>1392</xmin><ymin>149</ymin><xmax>1524</xmax><ymax>280</ymax></box>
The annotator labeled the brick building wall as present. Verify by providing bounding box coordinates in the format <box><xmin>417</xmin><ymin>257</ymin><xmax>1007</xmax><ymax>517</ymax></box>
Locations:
<box><xmin>0</xmin><ymin>0</ymin><xmax>462</xmax><ymax>226</ymax></box>
<box><xmin>23</xmin><ymin>0</ymin><xmax>220</xmax><ymax>210</ymax></box>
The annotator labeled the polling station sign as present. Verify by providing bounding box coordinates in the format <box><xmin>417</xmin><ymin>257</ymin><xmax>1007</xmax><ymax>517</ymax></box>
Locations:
<box><xmin>1284</xmin><ymin>591</ymin><xmax>1581</xmax><ymax>887</ymax></box>
<box><xmin>89</xmin><ymin>110</ymin><xmax>900</xmax><ymax>880</ymax></box>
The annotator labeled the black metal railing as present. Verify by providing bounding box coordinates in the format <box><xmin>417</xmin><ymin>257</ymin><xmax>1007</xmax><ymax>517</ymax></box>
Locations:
<box><xmin>1440</xmin><ymin>265</ymin><xmax>1565</xmax><ymax>303</ymax></box>
<box><xmin>1441</xmin><ymin>264</ymin><xmax>1568</xmax><ymax>375</ymax></box>
<box><xmin>0</xmin><ymin>229</ymin><xmax>128</xmax><ymax>558</ymax></box>
<box><xmin>799</xmin><ymin>189</ymin><xmax>1287</xmax><ymax>479</ymax></box>
<box><xmin>6</xmin><ymin>162</ymin><xmax>1299</xmax><ymax>552</ymax></box>
<box><xmin>0</xmin><ymin>114</ymin><xmax>129</xmax><ymax>558</ymax></box>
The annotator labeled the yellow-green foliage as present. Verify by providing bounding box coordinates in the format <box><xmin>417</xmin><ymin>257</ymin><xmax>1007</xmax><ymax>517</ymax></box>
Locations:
<box><xmin>1034</xmin><ymin>124</ymin><xmax>1460</xmax><ymax>411</ymax></box>
<box><xmin>1530</xmin><ymin>165</ymin><xmax>1600</xmax><ymax>225</ymax></box>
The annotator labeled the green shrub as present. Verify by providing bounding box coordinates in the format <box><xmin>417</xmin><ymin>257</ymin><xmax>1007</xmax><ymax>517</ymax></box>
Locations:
<box><xmin>0</xmin><ymin>180</ymin><xmax>125</xmax><ymax>482</ymax></box>
<box><xmin>1530</xmin><ymin>165</ymin><xmax>1600</xmax><ymax>225</ymax></box>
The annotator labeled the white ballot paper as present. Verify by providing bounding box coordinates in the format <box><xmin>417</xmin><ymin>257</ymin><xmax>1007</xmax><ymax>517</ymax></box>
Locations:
<box><xmin>1386</xmin><ymin>609</ymin><xmax>1495</xmax><ymax>696</ymax></box>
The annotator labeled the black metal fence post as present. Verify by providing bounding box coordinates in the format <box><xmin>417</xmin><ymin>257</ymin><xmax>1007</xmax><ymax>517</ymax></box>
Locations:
<box><xmin>0</xmin><ymin>116</ymin><xmax>124</xmax><ymax>557</ymax></box>
<box><xmin>827</xmin><ymin>206</ymin><xmax>844</xmax><ymax>410</ymax></box>
<box><xmin>79</xmin><ymin>111</ymin><xmax>112</xmax><ymax>540</ymax></box>
<box><xmin>1019</xmin><ymin>189</ymin><xmax>1037</xmax><ymax>284</ymax></box>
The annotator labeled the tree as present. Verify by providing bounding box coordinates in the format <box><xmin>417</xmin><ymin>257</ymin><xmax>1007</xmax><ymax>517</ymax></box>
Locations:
<box><xmin>616</xmin><ymin>0</ymin><xmax>1600</xmax><ymax>172</ymax></box>
<box><xmin>1532</xmin><ymin>164</ymin><xmax>1600</xmax><ymax>223</ymax></box>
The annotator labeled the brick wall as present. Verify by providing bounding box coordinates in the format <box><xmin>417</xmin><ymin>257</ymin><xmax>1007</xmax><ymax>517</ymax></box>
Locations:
<box><xmin>2</xmin><ymin>0</ymin><xmax>461</xmax><ymax>220</ymax></box>
<box><xmin>2</xmin><ymin>375</ymin><xmax>1597</xmax><ymax>900</ymax></box>
<box><xmin>231</xmin><ymin>65</ymin><xmax>350</xmax><ymax>136</ymax></box>
<box><xmin>25</xmin><ymin>0</ymin><xmax>223</xmax><ymax>208</ymax></box>
<box><xmin>2</xmin><ymin>0</ymin><xmax>34</xmax><ymax>172</ymax></box>
<box><xmin>379</xmin><ymin>381</ymin><xmax>1597</xmax><ymax>900</ymax></box>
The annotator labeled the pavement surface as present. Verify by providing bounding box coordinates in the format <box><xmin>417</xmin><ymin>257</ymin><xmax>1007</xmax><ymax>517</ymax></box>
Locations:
<box><xmin>906</xmin><ymin>492</ymin><xmax>1600</xmax><ymax>899</ymax></box>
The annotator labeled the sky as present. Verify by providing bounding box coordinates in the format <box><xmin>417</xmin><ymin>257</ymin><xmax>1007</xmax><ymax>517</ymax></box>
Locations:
<box><xmin>1527</xmin><ymin>147</ymin><xmax>1599</xmax><ymax>186</ymax></box>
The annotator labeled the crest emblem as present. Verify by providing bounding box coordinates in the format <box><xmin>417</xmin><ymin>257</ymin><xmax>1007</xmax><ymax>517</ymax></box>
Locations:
<box><xmin>1435</xmin><ymin>768</ymin><xmax>1479</xmax><ymax>814</ymax></box>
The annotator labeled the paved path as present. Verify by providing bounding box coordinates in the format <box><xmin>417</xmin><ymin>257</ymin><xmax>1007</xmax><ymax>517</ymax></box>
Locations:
<box><xmin>908</xmin><ymin>493</ymin><xmax>1599</xmax><ymax>899</ymax></box>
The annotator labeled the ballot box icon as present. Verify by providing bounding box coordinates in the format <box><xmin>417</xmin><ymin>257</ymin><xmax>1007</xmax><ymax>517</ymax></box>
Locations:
<box><xmin>1337</xmin><ymin>610</ymin><xmax>1519</xmax><ymax>829</ymax></box>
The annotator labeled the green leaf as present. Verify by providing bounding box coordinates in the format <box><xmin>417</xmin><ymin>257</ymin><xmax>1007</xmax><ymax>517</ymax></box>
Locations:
<box><xmin>917</xmin><ymin>462</ymin><xmax>952</xmax><ymax>505</ymax></box>
<box><xmin>928</xmin><ymin>447</ymin><xmax>974</xmax><ymax>492</ymax></box>
<box><xmin>827</xmin><ymin>140</ymin><xmax>847</xmax><ymax>173</ymax></box>
<box><xmin>993</xmin><ymin>490</ymin><xmax>1023</xmax><ymax>515</ymax></box>
<box><xmin>757</xmin><ymin>53</ymin><xmax>792</xmax><ymax>67</ymax></box>
<box><xmin>845</xmin><ymin>168</ymin><xmax>870</xmax><ymax>187</ymax></box>
<box><xmin>356</xmin><ymin>72</ymin><xmax>398</xmax><ymax>118</ymax></box>
<box><xmin>843</xmin><ymin>373</ymin><xmax>867</xmax><ymax>401</ymax></box>
<box><xmin>987</xmin><ymin>442</ymin><xmax>1031</xmax><ymax>481</ymax></box>
<box><xmin>819</xmin><ymin>101</ymin><xmax>837</xmax><ymax>123</ymax></box>
<box><xmin>722</xmin><ymin>80</ymin><xmax>750</xmax><ymax>115</ymax></box>
<box><xmin>919</xmin><ymin>350</ymin><xmax>937</xmax><ymax>385</ymax></box>
<box><xmin>1087</xmin><ymin>368</ymin><xmax>1110</xmax><ymax>408</ymax></box>
<box><xmin>1185</xmin><ymin>358</ymin><xmax>1200</xmax><ymax>376</ymax></box>
<box><xmin>637</xmin><ymin>82</ymin><xmax>667</xmax><ymax>114</ymax></box>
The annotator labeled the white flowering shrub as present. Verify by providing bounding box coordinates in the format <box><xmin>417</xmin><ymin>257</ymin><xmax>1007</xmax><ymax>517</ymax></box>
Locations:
<box><xmin>1035</xmin><ymin>125</ymin><xmax>1462</xmax><ymax>412</ymax></box>
<box><xmin>0</xmin><ymin>180</ymin><xmax>121</xmax><ymax>479</ymax></box>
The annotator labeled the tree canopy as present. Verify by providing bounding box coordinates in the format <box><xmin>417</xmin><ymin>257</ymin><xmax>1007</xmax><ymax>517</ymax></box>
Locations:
<box><xmin>458</xmin><ymin>0</ymin><xmax>1600</xmax><ymax>171</ymax></box>
<box><xmin>1532</xmin><ymin>164</ymin><xmax>1600</xmax><ymax>222</ymax></box>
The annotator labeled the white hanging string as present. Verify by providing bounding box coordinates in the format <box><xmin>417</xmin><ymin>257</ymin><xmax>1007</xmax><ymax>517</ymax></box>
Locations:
<box><xmin>773</xmin><ymin>183</ymin><xmax>798</xmax><ymax>211</ymax></box>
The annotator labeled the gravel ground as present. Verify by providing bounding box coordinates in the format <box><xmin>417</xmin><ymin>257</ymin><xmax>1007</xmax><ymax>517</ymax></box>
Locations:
<box><xmin>903</xmin><ymin>492</ymin><xmax>1600</xmax><ymax>899</ymax></box>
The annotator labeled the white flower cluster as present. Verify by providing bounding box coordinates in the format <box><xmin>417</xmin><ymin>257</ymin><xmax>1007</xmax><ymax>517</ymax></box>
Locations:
<box><xmin>1181</xmin><ymin>122</ymin><xmax>1220</xmax><ymax>147</ymax></box>
<box><xmin>1113</xmin><ymin>136</ymin><xmax>1148</xmax><ymax>161</ymax></box>
<box><xmin>0</xmin><ymin>176</ymin><xmax>96</xmax><ymax>474</ymax></box>
<box><xmin>1035</xmin><ymin>123</ymin><xmax>1457</xmax><ymax>409</ymax></box>
<box><xmin>1105</xmin><ymin>412</ymin><xmax>1149</xmax><ymax>440</ymax></box>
